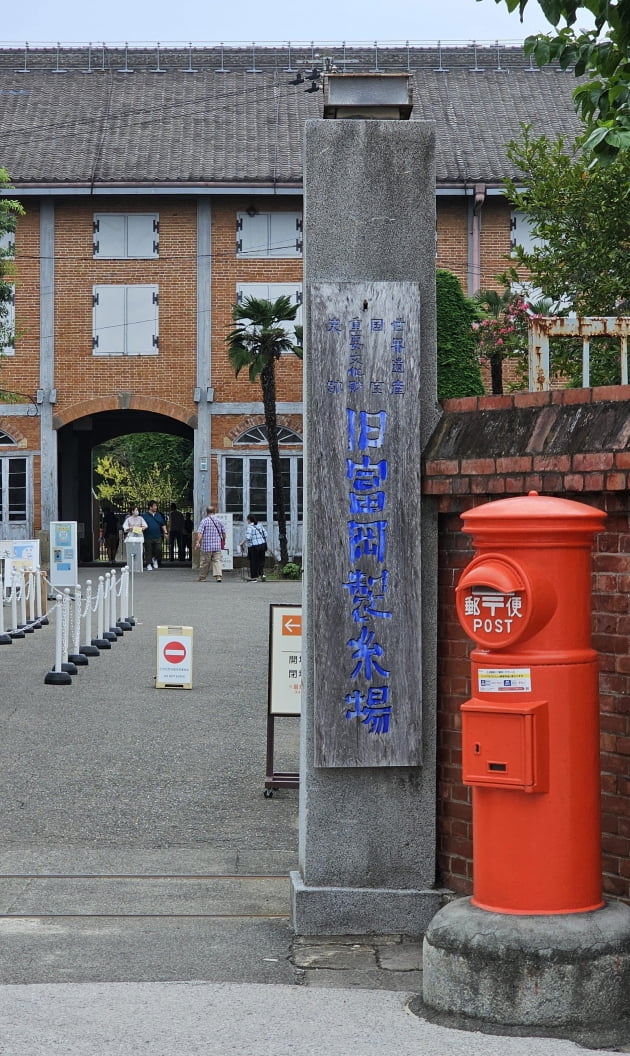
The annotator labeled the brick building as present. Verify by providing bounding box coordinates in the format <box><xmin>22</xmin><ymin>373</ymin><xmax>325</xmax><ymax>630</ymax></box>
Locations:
<box><xmin>0</xmin><ymin>42</ymin><xmax>580</xmax><ymax>557</ymax></box>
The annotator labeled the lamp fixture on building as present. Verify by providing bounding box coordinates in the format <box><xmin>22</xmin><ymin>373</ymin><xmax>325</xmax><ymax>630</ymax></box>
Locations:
<box><xmin>322</xmin><ymin>72</ymin><xmax>413</xmax><ymax>120</ymax></box>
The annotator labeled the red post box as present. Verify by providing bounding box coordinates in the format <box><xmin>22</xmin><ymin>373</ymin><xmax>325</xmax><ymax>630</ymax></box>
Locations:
<box><xmin>455</xmin><ymin>492</ymin><xmax>606</xmax><ymax>915</ymax></box>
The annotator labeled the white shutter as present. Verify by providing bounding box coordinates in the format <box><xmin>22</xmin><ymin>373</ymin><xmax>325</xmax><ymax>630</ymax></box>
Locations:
<box><xmin>268</xmin><ymin>283</ymin><xmax>302</xmax><ymax>342</ymax></box>
<box><xmin>510</xmin><ymin>210</ymin><xmax>543</xmax><ymax>256</ymax></box>
<box><xmin>237</xmin><ymin>213</ymin><xmax>270</xmax><ymax>257</ymax></box>
<box><xmin>236</xmin><ymin>282</ymin><xmax>266</xmax><ymax>306</ymax></box>
<box><xmin>236</xmin><ymin>283</ymin><xmax>302</xmax><ymax>344</ymax></box>
<box><xmin>269</xmin><ymin>212</ymin><xmax>302</xmax><ymax>257</ymax></box>
<box><xmin>126</xmin><ymin>285</ymin><xmax>158</xmax><ymax>355</ymax></box>
<box><xmin>94</xmin><ymin>215</ymin><xmax>126</xmax><ymax>258</ymax></box>
<box><xmin>127</xmin><ymin>215</ymin><xmax>159</xmax><ymax>258</ymax></box>
<box><xmin>93</xmin><ymin>285</ymin><xmax>126</xmax><ymax>355</ymax></box>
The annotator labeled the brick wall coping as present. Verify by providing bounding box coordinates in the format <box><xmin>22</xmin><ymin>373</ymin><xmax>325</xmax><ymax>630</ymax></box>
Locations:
<box><xmin>423</xmin><ymin>387</ymin><xmax>630</xmax><ymax>508</ymax></box>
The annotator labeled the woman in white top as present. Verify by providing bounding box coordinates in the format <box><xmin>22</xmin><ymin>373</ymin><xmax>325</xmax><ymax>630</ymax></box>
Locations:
<box><xmin>122</xmin><ymin>507</ymin><xmax>148</xmax><ymax>570</ymax></box>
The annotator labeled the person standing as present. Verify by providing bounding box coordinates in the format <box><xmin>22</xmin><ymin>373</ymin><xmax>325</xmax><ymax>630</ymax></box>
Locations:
<box><xmin>143</xmin><ymin>500</ymin><xmax>167</xmax><ymax>571</ymax></box>
<box><xmin>168</xmin><ymin>502</ymin><xmax>185</xmax><ymax>562</ymax></box>
<box><xmin>240</xmin><ymin>514</ymin><xmax>267</xmax><ymax>582</ymax></box>
<box><xmin>102</xmin><ymin>507</ymin><xmax>120</xmax><ymax>565</ymax></box>
<box><xmin>195</xmin><ymin>507</ymin><xmax>225</xmax><ymax>583</ymax></box>
<box><xmin>183</xmin><ymin>511</ymin><xmax>194</xmax><ymax>561</ymax></box>
<box><xmin>122</xmin><ymin>506</ymin><xmax>148</xmax><ymax>572</ymax></box>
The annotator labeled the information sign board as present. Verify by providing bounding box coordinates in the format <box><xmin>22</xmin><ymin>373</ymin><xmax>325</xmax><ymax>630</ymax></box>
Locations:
<box><xmin>268</xmin><ymin>604</ymin><xmax>302</xmax><ymax>716</ymax></box>
<box><xmin>156</xmin><ymin>625</ymin><xmax>193</xmax><ymax>689</ymax></box>
<box><xmin>49</xmin><ymin>521</ymin><xmax>78</xmax><ymax>589</ymax></box>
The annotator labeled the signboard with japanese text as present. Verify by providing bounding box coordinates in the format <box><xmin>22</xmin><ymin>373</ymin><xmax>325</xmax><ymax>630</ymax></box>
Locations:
<box><xmin>216</xmin><ymin>512</ymin><xmax>234</xmax><ymax>571</ymax></box>
<box><xmin>309</xmin><ymin>282</ymin><xmax>423</xmax><ymax>766</ymax></box>
<box><xmin>156</xmin><ymin>625</ymin><xmax>193</xmax><ymax>689</ymax></box>
<box><xmin>268</xmin><ymin>604</ymin><xmax>302</xmax><ymax>716</ymax></box>
<box><xmin>49</xmin><ymin>521</ymin><xmax>78</xmax><ymax>589</ymax></box>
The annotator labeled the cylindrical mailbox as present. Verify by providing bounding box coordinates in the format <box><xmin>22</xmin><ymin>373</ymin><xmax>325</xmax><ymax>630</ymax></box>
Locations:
<box><xmin>455</xmin><ymin>492</ymin><xmax>606</xmax><ymax>915</ymax></box>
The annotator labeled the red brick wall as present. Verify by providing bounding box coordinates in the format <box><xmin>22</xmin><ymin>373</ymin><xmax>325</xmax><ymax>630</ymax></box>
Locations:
<box><xmin>426</xmin><ymin>389</ymin><xmax>630</xmax><ymax>902</ymax></box>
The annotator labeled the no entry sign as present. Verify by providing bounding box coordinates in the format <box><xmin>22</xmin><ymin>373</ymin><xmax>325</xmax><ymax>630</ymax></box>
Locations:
<box><xmin>156</xmin><ymin>626</ymin><xmax>193</xmax><ymax>689</ymax></box>
<box><xmin>164</xmin><ymin>640</ymin><xmax>187</xmax><ymax>664</ymax></box>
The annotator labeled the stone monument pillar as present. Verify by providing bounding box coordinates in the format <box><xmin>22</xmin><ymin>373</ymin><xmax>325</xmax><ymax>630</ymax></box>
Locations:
<box><xmin>290</xmin><ymin>118</ymin><xmax>442</xmax><ymax>934</ymax></box>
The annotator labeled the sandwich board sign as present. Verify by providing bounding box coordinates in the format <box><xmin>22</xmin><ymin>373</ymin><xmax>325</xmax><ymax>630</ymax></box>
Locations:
<box><xmin>156</xmin><ymin>625</ymin><xmax>193</xmax><ymax>689</ymax></box>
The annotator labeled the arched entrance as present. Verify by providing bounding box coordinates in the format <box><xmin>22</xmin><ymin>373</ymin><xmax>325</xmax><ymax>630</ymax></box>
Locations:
<box><xmin>56</xmin><ymin>404</ymin><xmax>195</xmax><ymax>562</ymax></box>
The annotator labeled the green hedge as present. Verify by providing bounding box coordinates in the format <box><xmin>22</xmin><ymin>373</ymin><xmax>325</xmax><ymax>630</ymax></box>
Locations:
<box><xmin>436</xmin><ymin>269</ymin><xmax>485</xmax><ymax>400</ymax></box>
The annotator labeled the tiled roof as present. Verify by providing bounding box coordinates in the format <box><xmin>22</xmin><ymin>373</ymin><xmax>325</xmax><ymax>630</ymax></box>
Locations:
<box><xmin>0</xmin><ymin>45</ymin><xmax>582</xmax><ymax>188</ymax></box>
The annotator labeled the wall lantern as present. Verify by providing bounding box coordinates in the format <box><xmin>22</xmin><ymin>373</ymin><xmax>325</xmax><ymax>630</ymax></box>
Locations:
<box><xmin>322</xmin><ymin>72</ymin><xmax>413</xmax><ymax>120</ymax></box>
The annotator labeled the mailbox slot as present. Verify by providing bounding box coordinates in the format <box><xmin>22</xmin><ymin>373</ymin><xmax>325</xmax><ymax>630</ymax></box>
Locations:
<box><xmin>461</xmin><ymin>699</ymin><xmax>548</xmax><ymax>793</ymax></box>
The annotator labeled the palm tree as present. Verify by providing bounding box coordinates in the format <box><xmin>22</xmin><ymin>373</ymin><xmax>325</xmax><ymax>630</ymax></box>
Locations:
<box><xmin>226</xmin><ymin>295</ymin><xmax>303</xmax><ymax>566</ymax></box>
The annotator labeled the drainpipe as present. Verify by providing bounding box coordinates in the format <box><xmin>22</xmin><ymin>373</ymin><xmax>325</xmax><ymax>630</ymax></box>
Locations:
<box><xmin>468</xmin><ymin>182</ymin><xmax>486</xmax><ymax>297</ymax></box>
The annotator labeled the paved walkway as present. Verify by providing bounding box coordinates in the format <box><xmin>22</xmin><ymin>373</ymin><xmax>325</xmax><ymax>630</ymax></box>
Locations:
<box><xmin>0</xmin><ymin>567</ymin><xmax>623</xmax><ymax>1053</ymax></box>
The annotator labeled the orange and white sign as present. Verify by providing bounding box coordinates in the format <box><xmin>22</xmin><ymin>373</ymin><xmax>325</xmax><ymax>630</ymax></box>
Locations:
<box><xmin>269</xmin><ymin>605</ymin><xmax>302</xmax><ymax>716</ymax></box>
<box><xmin>156</xmin><ymin>625</ymin><xmax>193</xmax><ymax>689</ymax></box>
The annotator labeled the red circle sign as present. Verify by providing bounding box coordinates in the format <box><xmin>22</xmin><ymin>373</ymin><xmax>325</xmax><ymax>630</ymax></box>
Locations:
<box><xmin>163</xmin><ymin>640</ymin><xmax>186</xmax><ymax>664</ymax></box>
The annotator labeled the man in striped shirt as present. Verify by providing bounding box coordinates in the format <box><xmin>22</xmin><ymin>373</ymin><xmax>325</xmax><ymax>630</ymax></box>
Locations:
<box><xmin>194</xmin><ymin>506</ymin><xmax>225</xmax><ymax>583</ymax></box>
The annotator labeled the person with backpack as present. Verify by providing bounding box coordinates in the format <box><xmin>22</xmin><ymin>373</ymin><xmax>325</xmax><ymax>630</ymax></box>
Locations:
<box><xmin>240</xmin><ymin>514</ymin><xmax>267</xmax><ymax>582</ymax></box>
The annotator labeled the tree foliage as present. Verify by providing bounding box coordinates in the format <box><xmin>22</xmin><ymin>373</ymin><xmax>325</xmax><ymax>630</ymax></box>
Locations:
<box><xmin>226</xmin><ymin>295</ymin><xmax>302</xmax><ymax>566</ymax></box>
<box><xmin>503</xmin><ymin>124</ymin><xmax>630</xmax><ymax>383</ymax></box>
<box><xmin>505</xmin><ymin>125</ymin><xmax>630</xmax><ymax>313</ymax></box>
<box><xmin>484</xmin><ymin>0</ymin><xmax>630</xmax><ymax>160</ymax></box>
<box><xmin>93</xmin><ymin>433</ymin><xmax>193</xmax><ymax>511</ymax></box>
<box><xmin>0</xmin><ymin>167</ymin><xmax>24</xmax><ymax>384</ymax></box>
<box><xmin>436</xmin><ymin>270</ymin><xmax>485</xmax><ymax>399</ymax></box>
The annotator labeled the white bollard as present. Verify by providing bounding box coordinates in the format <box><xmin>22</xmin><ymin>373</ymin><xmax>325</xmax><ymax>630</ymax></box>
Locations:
<box><xmin>68</xmin><ymin>583</ymin><xmax>88</xmax><ymax>665</ymax></box>
<box><xmin>118</xmin><ymin>566</ymin><xmax>132</xmax><ymax>630</ymax></box>
<box><xmin>93</xmin><ymin>576</ymin><xmax>111</xmax><ymax>649</ymax></box>
<box><xmin>9</xmin><ymin>574</ymin><xmax>24</xmax><ymax>638</ymax></box>
<box><xmin>44</xmin><ymin>596</ymin><xmax>72</xmax><ymax>685</ymax></box>
<box><xmin>19</xmin><ymin>572</ymin><xmax>33</xmax><ymax>633</ymax></box>
<box><xmin>0</xmin><ymin>572</ymin><xmax>11</xmax><ymax>644</ymax></box>
<box><xmin>109</xmin><ymin>568</ymin><xmax>122</xmax><ymax>637</ymax></box>
<box><xmin>81</xmin><ymin>580</ymin><xmax>99</xmax><ymax>656</ymax></box>
<box><xmin>27</xmin><ymin>571</ymin><xmax>36</xmax><ymax>626</ymax></box>
<box><xmin>61</xmin><ymin>589</ymin><xmax>77</xmax><ymax>673</ymax></box>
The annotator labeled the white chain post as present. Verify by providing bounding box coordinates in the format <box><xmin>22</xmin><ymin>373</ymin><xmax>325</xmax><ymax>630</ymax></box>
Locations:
<box><xmin>9</xmin><ymin>573</ymin><xmax>24</xmax><ymax>639</ymax></box>
<box><xmin>27</xmin><ymin>571</ymin><xmax>36</xmax><ymax>626</ymax></box>
<box><xmin>68</xmin><ymin>583</ymin><xmax>88</xmax><ymax>666</ymax></box>
<box><xmin>117</xmin><ymin>566</ymin><xmax>132</xmax><ymax>631</ymax></box>
<box><xmin>0</xmin><ymin>568</ymin><xmax>11</xmax><ymax>645</ymax></box>
<box><xmin>102</xmin><ymin>572</ymin><xmax>117</xmax><ymax>643</ymax></box>
<box><xmin>81</xmin><ymin>579</ymin><xmax>99</xmax><ymax>656</ymax></box>
<box><xmin>44</xmin><ymin>596</ymin><xmax>72</xmax><ymax>685</ymax></box>
<box><xmin>19</xmin><ymin>571</ymin><xmax>33</xmax><ymax>634</ymax></box>
<box><xmin>109</xmin><ymin>568</ymin><xmax>122</xmax><ymax>637</ymax></box>
<box><xmin>61</xmin><ymin>589</ymin><xmax>77</xmax><ymax>674</ymax></box>
<box><xmin>93</xmin><ymin>575</ymin><xmax>111</xmax><ymax>649</ymax></box>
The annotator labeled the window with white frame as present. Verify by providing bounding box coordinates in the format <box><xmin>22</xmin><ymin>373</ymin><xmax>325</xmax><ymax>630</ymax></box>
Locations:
<box><xmin>236</xmin><ymin>211</ymin><xmax>302</xmax><ymax>258</ymax></box>
<box><xmin>92</xmin><ymin>285</ymin><xmax>159</xmax><ymax>356</ymax></box>
<box><xmin>0</xmin><ymin>456</ymin><xmax>29</xmax><ymax>526</ymax></box>
<box><xmin>236</xmin><ymin>283</ymin><xmax>302</xmax><ymax>344</ymax></box>
<box><xmin>93</xmin><ymin>214</ymin><xmax>159</xmax><ymax>259</ymax></box>
<box><xmin>0</xmin><ymin>285</ymin><xmax>15</xmax><ymax>355</ymax></box>
<box><xmin>222</xmin><ymin>454</ymin><xmax>303</xmax><ymax>524</ymax></box>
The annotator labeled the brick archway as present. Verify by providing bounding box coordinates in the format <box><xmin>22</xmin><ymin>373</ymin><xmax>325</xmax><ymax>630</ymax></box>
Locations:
<box><xmin>53</xmin><ymin>394</ymin><xmax>197</xmax><ymax>430</ymax></box>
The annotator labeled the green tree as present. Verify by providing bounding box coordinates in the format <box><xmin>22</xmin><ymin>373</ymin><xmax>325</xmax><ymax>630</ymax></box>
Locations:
<box><xmin>226</xmin><ymin>295</ymin><xmax>302</xmax><ymax>566</ymax></box>
<box><xmin>93</xmin><ymin>433</ymin><xmax>193</xmax><ymax>510</ymax></box>
<box><xmin>484</xmin><ymin>0</ymin><xmax>630</xmax><ymax>160</ymax></box>
<box><xmin>0</xmin><ymin>167</ymin><xmax>24</xmax><ymax>389</ymax></box>
<box><xmin>503</xmin><ymin>125</ymin><xmax>630</xmax><ymax>382</ymax></box>
<box><xmin>505</xmin><ymin>126</ymin><xmax>630</xmax><ymax>312</ymax></box>
<box><xmin>436</xmin><ymin>270</ymin><xmax>485</xmax><ymax>399</ymax></box>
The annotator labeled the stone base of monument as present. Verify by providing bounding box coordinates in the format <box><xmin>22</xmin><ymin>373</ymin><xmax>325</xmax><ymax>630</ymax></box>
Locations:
<box><xmin>417</xmin><ymin>896</ymin><xmax>630</xmax><ymax>1045</ymax></box>
<box><xmin>290</xmin><ymin>871</ymin><xmax>443</xmax><ymax>936</ymax></box>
